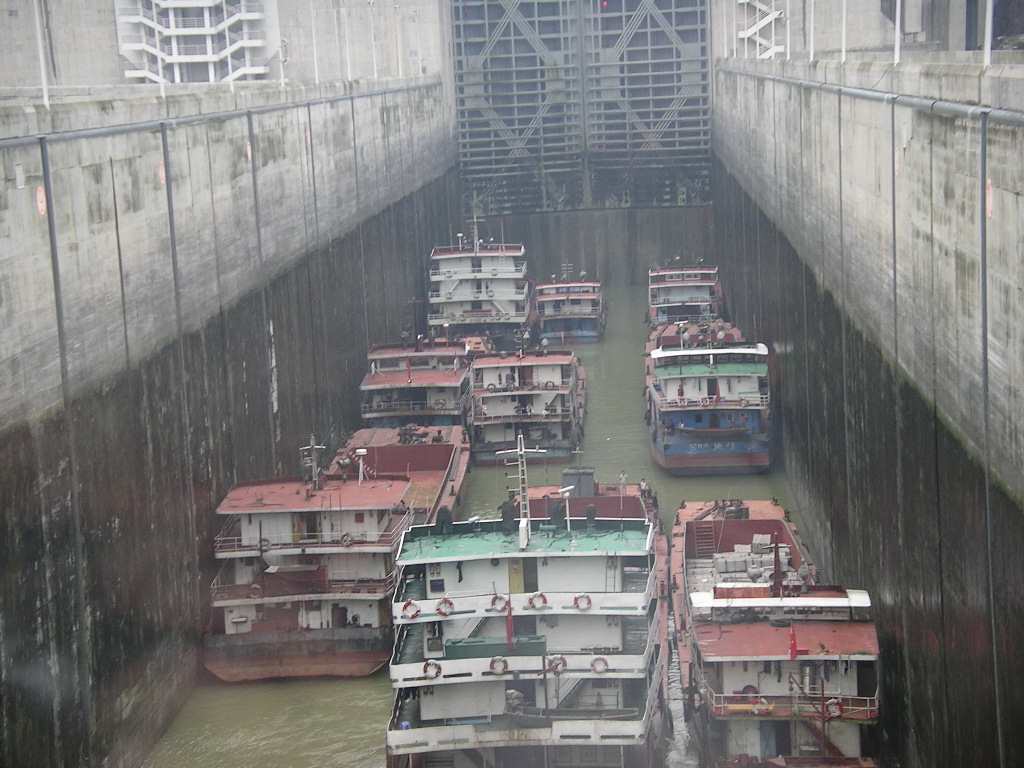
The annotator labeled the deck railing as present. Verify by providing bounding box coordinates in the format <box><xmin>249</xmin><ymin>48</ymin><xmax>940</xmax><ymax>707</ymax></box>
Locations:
<box><xmin>361</xmin><ymin>398</ymin><xmax>463</xmax><ymax>416</ymax></box>
<box><xmin>694</xmin><ymin>665</ymin><xmax>879</xmax><ymax>722</ymax></box>
<box><xmin>656</xmin><ymin>392</ymin><xmax>770</xmax><ymax>409</ymax></box>
<box><xmin>210</xmin><ymin>563</ymin><xmax>397</xmax><ymax>602</ymax></box>
<box><xmin>214</xmin><ymin>511</ymin><xmax>413</xmax><ymax>554</ymax></box>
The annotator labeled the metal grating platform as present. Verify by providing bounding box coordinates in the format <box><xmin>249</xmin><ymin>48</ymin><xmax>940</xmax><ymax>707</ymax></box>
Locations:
<box><xmin>452</xmin><ymin>0</ymin><xmax>711</xmax><ymax>214</ymax></box>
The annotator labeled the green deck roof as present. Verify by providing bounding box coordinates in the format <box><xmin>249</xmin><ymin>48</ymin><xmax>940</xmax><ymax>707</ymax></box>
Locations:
<box><xmin>397</xmin><ymin>518</ymin><xmax>651</xmax><ymax>564</ymax></box>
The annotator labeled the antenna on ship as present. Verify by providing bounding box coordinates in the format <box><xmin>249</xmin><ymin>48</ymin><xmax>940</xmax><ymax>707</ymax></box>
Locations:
<box><xmin>496</xmin><ymin>434</ymin><xmax>545</xmax><ymax>549</ymax></box>
<box><xmin>300</xmin><ymin>434</ymin><xmax>327</xmax><ymax>490</ymax></box>
<box><xmin>355</xmin><ymin>448</ymin><xmax>368</xmax><ymax>485</ymax></box>
<box><xmin>558</xmin><ymin>485</ymin><xmax>575</xmax><ymax>534</ymax></box>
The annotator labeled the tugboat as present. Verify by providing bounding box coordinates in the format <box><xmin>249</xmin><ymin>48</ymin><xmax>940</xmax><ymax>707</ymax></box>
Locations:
<box><xmin>534</xmin><ymin>265</ymin><xmax>605</xmax><ymax>343</ymax></box>
<box><xmin>467</xmin><ymin>348</ymin><xmax>586</xmax><ymax>465</ymax></box>
<box><xmin>385</xmin><ymin>439</ymin><xmax>670</xmax><ymax>768</ymax></box>
<box><xmin>203</xmin><ymin>428</ymin><xmax>469</xmax><ymax>682</ymax></box>
<box><xmin>671</xmin><ymin>499</ymin><xmax>880</xmax><ymax>767</ymax></box>
<box><xmin>644</xmin><ymin>319</ymin><xmax>771</xmax><ymax>474</ymax></box>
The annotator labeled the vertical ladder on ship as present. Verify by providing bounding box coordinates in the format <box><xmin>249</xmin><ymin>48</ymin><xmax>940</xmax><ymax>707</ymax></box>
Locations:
<box><xmin>694</xmin><ymin>521</ymin><xmax>717</xmax><ymax>557</ymax></box>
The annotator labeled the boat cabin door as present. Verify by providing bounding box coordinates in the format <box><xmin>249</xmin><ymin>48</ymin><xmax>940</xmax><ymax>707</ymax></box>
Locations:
<box><xmin>508</xmin><ymin>558</ymin><xmax>538</xmax><ymax>593</ymax></box>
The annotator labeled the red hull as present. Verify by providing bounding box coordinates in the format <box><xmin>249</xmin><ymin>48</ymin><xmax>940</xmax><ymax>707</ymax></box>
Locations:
<box><xmin>204</xmin><ymin>649</ymin><xmax>388</xmax><ymax>682</ymax></box>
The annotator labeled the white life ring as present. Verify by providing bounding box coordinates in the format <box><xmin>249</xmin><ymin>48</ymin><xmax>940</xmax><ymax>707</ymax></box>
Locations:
<box><xmin>590</xmin><ymin>656</ymin><xmax>609</xmax><ymax>674</ymax></box>
<box><xmin>436</xmin><ymin>597</ymin><xmax>454</xmax><ymax>616</ymax></box>
<box><xmin>528</xmin><ymin>591</ymin><xmax>547</xmax><ymax>609</ymax></box>
<box><xmin>700</xmin><ymin>397</ymin><xmax>710</xmax><ymax>407</ymax></box>
<box><xmin>548</xmin><ymin>654</ymin><xmax>568</xmax><ymax>673</ymax></box>
<box><xmin>445</xmin><ymin>292</ymin><xmax>453</xmax><ymax>300</ymax></box>
<box><xmin>434</xmin><ymin>400</ymin><xmax>446</xmax><ymax>409</ymax></box>
<box><xmin>248</xmin><ymin>583</ymin><xmax>263</xmax><ymax>599</ymax></box>
<box><xmin>491</xmin><ymin>594</ymin><xmax>510</xmax><ymax>612</ymax></box>
<box><xmin>340</xmin><ymin>532</ymin><xmax>353</xmax><ymax>546</ymax></box>
<box><xmin>486</xmin><ymin>289</ymin><xmax>494</xmax><ymax>297</ymax></box>
<box><xmin>423</xmin><ymin>660</ymin><xmax>441</xmax><ymax>679</ymax></box>
<box><xmin>401</xmin><ymin>600</ymin><xmax>421</xmax><ymax>619</ymax></box>
<box><xmin>751</xmin><ymin>697</ymin><xmax>770</xmax><ymax>716</ymax></box>
<box><xmin>445</xmin><ymin>269</ymin><xmax>453</xmax><ymax>278</ymax></box>
<box><xmin>486</xmin><ymin>383</ymin><xmax>497</xmax><ymax>391</ymax></box>
<box><xmin>544</xmin><ymin>381</ymin><xmax>555</xmax><ymax>390</ymax></box>
<box><xmin>573</xmin><ymin>593</ymin><xmax>593</xmax><ymax>611</ymax></box>
<box><xmin>491</xmin><ymin>268</ymin><xmax>498</xmax><ymax>276</ymax></box>
<box><xmin>489</xmin><ymin>656</ymin><xmax>509</xmax><ymax>675</ymax></box>
<box><xmin>826</xmin><ymin>698</ymin><xmax>843</xmax><ymax>718</ymax></box>
<box><xmin>258</xmin><ymin>538</ymin><xmax>271</xmax><ymax>552</ymax></box>
<box><xmin>739</xmin><ymin>397</ymin><xmax>749</xmax><ymax>407</ymax></box>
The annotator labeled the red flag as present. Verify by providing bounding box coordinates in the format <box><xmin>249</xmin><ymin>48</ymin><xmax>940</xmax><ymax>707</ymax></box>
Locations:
<box><xmin>789</xmin><ymin>625</ymin><xmax>797</xmax><ymax>661</ymax></box>
<box><xmin>406</xmin><ymin>358</ymin><xmax>412</xmax><ymax>383</ymax></box>
<box><xmin>506</xmin><ymin>602</ymin><xmax>514</xmax><ymax>652</ymax></box>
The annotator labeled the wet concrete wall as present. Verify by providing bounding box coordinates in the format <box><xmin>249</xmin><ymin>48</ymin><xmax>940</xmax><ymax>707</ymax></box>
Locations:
<box><xmin>713</xmin><ymin>67</ymin><xmax>1024</xmax><ymax>768</ymax></box>
<box><xmin>713</xmin><ymin>57</ymin><xmax>1024</xmax><ymax>509</ymax></box>
<box><xmin>0</xmin><ymin>82</ymin><xmax>458</xmax><ymax>768</ymax></box>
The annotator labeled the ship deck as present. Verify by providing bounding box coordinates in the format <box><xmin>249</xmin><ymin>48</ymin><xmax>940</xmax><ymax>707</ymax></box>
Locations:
<box><xmin>398</xmin><ymin>517</ymin><xmax>651</xmax><ymax>564</ymax></box>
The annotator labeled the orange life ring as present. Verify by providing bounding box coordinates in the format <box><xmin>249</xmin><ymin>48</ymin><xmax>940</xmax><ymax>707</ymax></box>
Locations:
<box><xmin>590</xmin><ymin>656</ymin><xmax>609</xmax><ymax>674</ymax></box>
<box><xmin>739</xmin><ymin>397</ymin><xmax>749</xmax><ymax>407</ymax></box>
<box><xmin>436</xmin><ymin>597</ymin><xmax>454</xmax><ymax>616</ymax></box>
<box><xmin>528</xmin><ymin>591</ymin><xmax>547</xmax><ymax>609</ymax></box>
<box><xmin>489</xmin><ymin>656</ymin><xmax>509</xmax><ymax>675</ymax></box>
<box><xmin>248</xmin><ymin>583</ymin><xmax>263</xmax><ymax>599</ymax></box>
<box><xmin>433</xmin><ymin>400</ymin><xmax>446</xmax><ymax>409</ymax></box>
<box><xmin>340</xmin><ymin>533</ymin><xmax>353</xmax><ymax>546</ymax></box>
<box><xmin>401</xmin><ymin>600</ymin><xmax>421</xmax><ymax>619</ymax></box>
<box><xmin>751</xmin><ymin>697</ymin><xmax>770</xmax><ymax>716</ymax></box>
<box><xmin>490</xmin><ymin>594</ymin><xmax>510</xmax><ymax>612</ymax></box>
<box><xmin>826</xmin><ymin>698</ymin><xmax>843</xmax><ymax>718</ymax></box>
<box><xmin>700</xmin><ymin>397</ymin><xmax>710</xmax><ymax>407</ymax></box>
<box><xmin>423</xmin><ymin>660</ymin><xmax>441</xmax><ymax>679</ymax></box>
<box><xmin>573</xmin><ymin>593</ymin><xmax>593</xmax><ymax>611</ymax></box>
<box><xmin>548</xmin><ymin>655</ymin><xmax>568</xmax><ymax>673</ymax></box>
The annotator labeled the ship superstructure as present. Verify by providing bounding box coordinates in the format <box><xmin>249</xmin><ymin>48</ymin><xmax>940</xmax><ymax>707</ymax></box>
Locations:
<box><xmin>204</xmin><ymin>429</ymin><xmax>469</xmax><ymax>682</ymax></box>
<box><xmin>645</xmin><ymin>320</ymin><xmax>771</xmax><ymax>473</ymax></box>
<box><xmin>648</xmin><ymin>263</ymin><xmax>724</xmax><ymax>326</ymax></box>
<box><xmin>384</xmin><ymin>441</ymin><xmax>669</xmax><ymax>768</ymax></box>
<box><xmin>360</xmin><ymin>338</ymin><xmax>475</xmax><ymax>427</ymax></box>
<box><xmin>672</xmin><ymin>499</ymin><xmax>880</xmax><ymax>767</ymax></box>
<box><xmin>468</xmin><ymin>349</ymin><xmax>586</xmax><ymax>464</ymax></box>
<box><xmin>534</xmin><ymin>267</ymin><xmax>605</xmax><ymax>343</ymax></box>
<box><xmin>427</xmin><ymin>225</ymin><xmax>534</xmax><ymax>337</ymax></box>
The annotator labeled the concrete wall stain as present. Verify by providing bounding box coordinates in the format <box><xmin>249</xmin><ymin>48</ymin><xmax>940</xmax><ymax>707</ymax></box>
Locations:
<box><xmin>714</xmin><ymin>161</ymin><xmax>1024</xmax><ymax>768</ymax></box>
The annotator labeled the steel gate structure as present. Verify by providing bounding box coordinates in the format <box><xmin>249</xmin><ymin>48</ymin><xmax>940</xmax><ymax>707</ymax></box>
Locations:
<box><xmin>452</xmin><ymin>0</ymin><xmax>710</xmax><ymax>214</ymax></box>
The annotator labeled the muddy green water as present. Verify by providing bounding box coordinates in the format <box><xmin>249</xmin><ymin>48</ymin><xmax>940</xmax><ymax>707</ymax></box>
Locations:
<box><xmin>143</xmin><ymin>286</ymin><xmax>793</xmax><ymax>768</ymax></box>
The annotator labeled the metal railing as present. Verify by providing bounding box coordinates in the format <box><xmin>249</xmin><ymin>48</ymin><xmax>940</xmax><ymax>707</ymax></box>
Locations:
<box><xmin>657</xmin><ymin>393</ymin><xmax>769</xmax><ymax>409</ymax></box>
<box><xmin>210</xmin><ymin>565</ymin><xmax>397</xmax><ymax>602</ymax></box>
<box><xmin>214</xmin><ymin>511</ymin><xmax>413</xmax><ymax>554</ymax></box>
<box><xmin>693</xmin><ymin>665</ymin><xmax>877</xmax><ymax>721</ymax></box>
<box><xmin>361</xmin><ymin>398</ymin><xmax>463</xmax><ymax>416</ymax></box>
